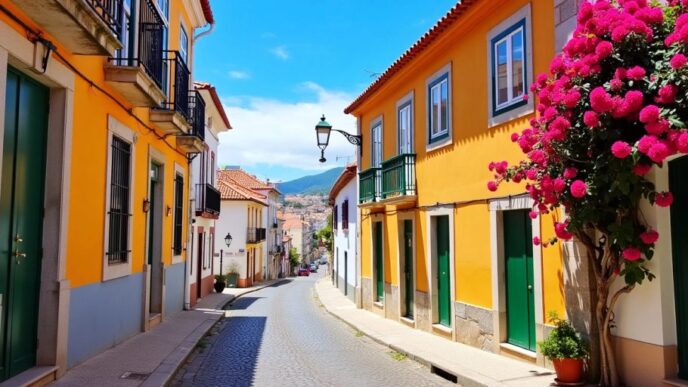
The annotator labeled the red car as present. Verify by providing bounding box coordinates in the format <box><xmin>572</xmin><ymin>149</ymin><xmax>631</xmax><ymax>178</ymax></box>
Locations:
<box><xmin>298</xmin><ymin>267</ymin><xmax>310</xmax><ymax>276</ymax></box>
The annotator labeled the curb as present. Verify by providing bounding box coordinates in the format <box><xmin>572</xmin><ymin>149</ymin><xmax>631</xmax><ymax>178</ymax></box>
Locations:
<box><xmin>143</xmin><ymin>279</ymin><xmax>286</xmax><ymax>387</ymax></box>
<box><xmin>313</xmin><ymin>278</ymin><xmax>496</xmax><ymax>387</ymax></box>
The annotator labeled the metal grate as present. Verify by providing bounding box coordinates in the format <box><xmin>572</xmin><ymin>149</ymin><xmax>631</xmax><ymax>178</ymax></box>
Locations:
<box><xmin>86</xmin><ymin>0</ymin><xmax>124</xmax><ymax>37</ymax></box>
<box><xmin>139</xmin><ymin>0</ymin><xmax>165</xmax><ymax>89</ymax></box>
<box><xmin>173</xmin><ymin>174</ymin><xmax>184</xmax><ymax>255</ymax></box>
<box><xmin>107</xmin><ymin>136</ymin><xmax>131</xmax><ymax>264</ymax></box>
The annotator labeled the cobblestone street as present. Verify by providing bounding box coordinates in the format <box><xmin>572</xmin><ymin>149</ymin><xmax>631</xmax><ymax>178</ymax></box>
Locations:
<box><xmin>172</xmin><ymin>271</ymin><xmax>454</xmax><ymax>387</ymax></box>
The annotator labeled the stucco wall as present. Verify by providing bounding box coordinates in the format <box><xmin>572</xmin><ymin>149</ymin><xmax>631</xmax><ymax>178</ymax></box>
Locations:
<box><xmin>333</xmin><ymin>178</ymin><xmax>358</xmax><ymax>293</ymax></box>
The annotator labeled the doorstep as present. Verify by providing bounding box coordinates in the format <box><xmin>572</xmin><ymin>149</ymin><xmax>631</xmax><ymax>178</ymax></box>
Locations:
<box><xmin>0</xmin><ymin>366</ymin><xmax>58</xmax><ymax>387</ymax></box>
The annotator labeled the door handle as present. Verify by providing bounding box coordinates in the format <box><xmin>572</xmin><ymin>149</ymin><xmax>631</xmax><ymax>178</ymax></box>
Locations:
<box><xmin>14</xmin><ymin>250</ymin><xmax>27</xmax><ymax>264</ymax></box>
<box><xmin>527</xmin><ymin>285</ymin><xmax>533</xmax><ymax>290</ymax></box>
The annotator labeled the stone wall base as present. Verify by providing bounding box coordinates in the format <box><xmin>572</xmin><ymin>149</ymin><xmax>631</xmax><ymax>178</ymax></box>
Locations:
<box><xmin>614</xmin><ymin>335</ymin><xmax>678</xmax><ymax>387</ymax></box>
<box><xmin>455</xmin><ymin>302</ymin><xmax>496</xmax><ymax>352</ymax></box>
<box><xmin>386</xmin><ymin>284</ymin><xmax>400</xmax><ymax>321</ymax></box>
<box><xmin>415</xmin><ymin>290</ymin><xmax>431</xmax><ymax>332</ymax></box>
<box><xmin>361</xmin><ymin>277</ymin><xmax>372</xmax><ymax>310</ymax></box>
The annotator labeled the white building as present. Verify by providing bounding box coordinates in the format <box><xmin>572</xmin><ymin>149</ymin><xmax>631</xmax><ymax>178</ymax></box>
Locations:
<box><xmin>329</xmin><ymin>164</ymin><xmax>358</xmax><ymax>303</ymax></box>
<box><xmin>186</xmin><ymin>83</ymin><xmax>231</xmax><ymax>307</ymax></box>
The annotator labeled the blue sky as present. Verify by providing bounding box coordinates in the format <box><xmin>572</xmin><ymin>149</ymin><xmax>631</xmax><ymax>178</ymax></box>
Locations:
<box><xmin>194</xmin><ymin>0</ymin><xmax>457</xmax><ymax>182</ymax></box>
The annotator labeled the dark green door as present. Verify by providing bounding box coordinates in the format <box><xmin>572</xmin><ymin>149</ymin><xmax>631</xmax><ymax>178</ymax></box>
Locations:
<box><xmin>0</xmin><ymin>68</ymin><xmax>49</xmax><ymax>380</ymax></box>
<box><xmin>403</xmin><ymin>220</ymin><xmax>414</xmax><ymax>318</ymax></box>
<box><xmin>670</xmin><ymin>157</ymin><xmax>688</xmax><ymax>380</ymax></box>
<box><xmin>436</xmin><ymin>216</ymin><xmax>450</xmax><ymax>327</ymax></box>
<box><xmin>374</xmin><ymin>221</ymin><xmax>383</xmax><ymax>301</ymax></box>
<box><xmin>504</xmin><ymin>210</ymin><xmax>536</xmax><ymax>351</ymax></box>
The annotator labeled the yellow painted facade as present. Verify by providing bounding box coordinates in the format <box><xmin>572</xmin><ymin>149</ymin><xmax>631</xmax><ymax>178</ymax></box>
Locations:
<box><xmin>348</xmin><ymin>0</ymin><xmax>566</xmax><ymax>361</ymax></box>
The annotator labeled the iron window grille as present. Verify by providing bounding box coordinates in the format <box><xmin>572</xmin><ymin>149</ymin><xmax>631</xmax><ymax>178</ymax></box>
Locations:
<box><xmin>342</xmin><ymin>200</ymin><xmax>349</xmax><ymax>230</ymax></box>
<box><xmin>107</xmin><ymin>136</ymin><xmax>132</xmax><ymax>264</ymax></box>
<box><xmin>173</xmin><ymin>174</ymin><xmax>184</xmax><ymax>255</ymax></box>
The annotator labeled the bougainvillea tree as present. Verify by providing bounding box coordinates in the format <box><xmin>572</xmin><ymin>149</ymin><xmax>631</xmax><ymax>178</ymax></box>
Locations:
<box><xmin>488</xmin><ymin>1</ymin><xmax>688</xmax><ymax>386</ymax></box>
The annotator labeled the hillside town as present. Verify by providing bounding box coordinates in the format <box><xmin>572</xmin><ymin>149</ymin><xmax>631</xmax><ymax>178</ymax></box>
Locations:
<box><xmin>2</xmin><ymin>1</ymin><xmax>688</xmax><ymax>387</ymax></box>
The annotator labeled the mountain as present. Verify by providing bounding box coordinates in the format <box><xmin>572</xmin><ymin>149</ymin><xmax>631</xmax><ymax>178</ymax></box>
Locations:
<box><xmin>277</xmin><ymin>167</ymin><xmax>344</xmax><ymax>195</ymax></box>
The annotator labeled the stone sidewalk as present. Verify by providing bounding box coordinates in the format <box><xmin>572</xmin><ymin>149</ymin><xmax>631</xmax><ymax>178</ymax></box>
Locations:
<box><xmin>315</xmin><ymin>279</ymin><xmax>558</xmax><ymax>387</ymax></box>
<box><xmin>50</xmin><ymin>279</ymin><xmax>282</xmax><ymax>387</ymax></box>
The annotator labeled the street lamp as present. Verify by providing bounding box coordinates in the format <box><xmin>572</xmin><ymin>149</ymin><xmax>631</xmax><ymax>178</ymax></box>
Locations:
<box><xmin>220</xmin><ymin>232</ymin><xmax>232</xmax><ymax>277</ymax></box>
<box><xmin>315</xmin><ymin>115</ymin><xmax>361</xmax><ymax>163</ymax></box>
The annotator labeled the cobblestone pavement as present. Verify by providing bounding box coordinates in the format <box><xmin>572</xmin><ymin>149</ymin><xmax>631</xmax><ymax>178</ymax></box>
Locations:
<box><xmin>172</xmin><ymin>271</ymin><xmax>455</xmax><ymax>387</ymax></box>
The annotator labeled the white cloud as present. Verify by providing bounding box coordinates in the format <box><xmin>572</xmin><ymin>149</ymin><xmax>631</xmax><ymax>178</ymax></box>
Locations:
<box><xmin>270</xmin><ymin>45</ymin><xmax>290</xmax><ymax>60</ymax></box>
<box><xmin>217</xmin><ymin>82</ymin><xmax>358</xmax><ymax>172</ymax></box>
<box><xmin>228</xmin><ymin>70</ymin><xmax>250</xmax><ymax>80</ymax></box>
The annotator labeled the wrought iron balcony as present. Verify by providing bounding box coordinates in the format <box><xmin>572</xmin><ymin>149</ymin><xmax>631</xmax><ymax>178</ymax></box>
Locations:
<box><xmin>195</xmin><ymin>183</ymin><xmax>220</xmax><ymax>219</ymax></box>
<box><xmin>176</xmin><ymin>91</ymin><xmax>206</xmax><ymax>154</ymax></box>
<box><xmin>12</xmin><ymin>0</ymin><xmax>124</xmax><ymax>56</ymax></box>
<box><xmin>104</xmin><ymin>0</ymin><xmax>166</xmax><ymax>107</ymax></box>
<box><xmin>247</xmin><ymin>227</ymin><xmax>267</xmax><ymax>244</ymax></box>
<box><xmin>381</xmin><ymin>153</ymin><xmax>416</xmax><ymax>199</ymax></box>
<box><xmin>359</xmin><ymin>167</ymin><xmax>381</xmax><ymax>204</ymax></box>
<box><xmin>150</xmin><ymin>51</ymin><xmax>191</xmax><ymax>133</ymax></box>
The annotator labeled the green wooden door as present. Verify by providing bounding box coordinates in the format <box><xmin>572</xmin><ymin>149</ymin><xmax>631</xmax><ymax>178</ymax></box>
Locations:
<box><xmin>404</xmin><ymin>220</ymin><xmax>414</xmax><ymax>318</ymax></box>
<box><xmin>0</xmin><ymin>68</ymin><xmax>48</xmax><ymax>380</ymax></box>
<box><xmin>374</xmin><ymin>221</ymin><xmax>383</xmax><ymax>301</ymax></box>
<box><xmin>436</xmin><ymin>216</ymin><xmax>451</xmax><ymax>327</ymax></box>
<box><xmin>504</xmin><ymin>210</ymin><xmax>536</xmax><ymax>351</ymax></box>
<box><xmin>670</xmin><ymin>157</ymin><xmax>688</xmax><ymax>380</ymax></box>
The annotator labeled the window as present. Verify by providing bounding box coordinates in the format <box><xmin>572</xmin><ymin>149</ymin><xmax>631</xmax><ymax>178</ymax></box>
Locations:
<box><xmin>157</xmin><ymin>0</ymin><xmax>169</xmax><ymax>20</ymax></box>
<box><xmin>342</xmin><ymin>200</ymin><xmax>349</xmax><ymax>230</ymax></box>
<box><xmin>180</xmin><ymin>25</ymin><xmax>189</xmax><ymax>64</ymax></box>
<box><xmin>173</xmin><ymin>173</ymin><xmax>184</xmax><ymax>255</ymax></box>
<box><xmin>398</xmin><ymin>101</ymin><xmax>413</xmax><ymax>154</ymax></box>
<box><xmin>107</xmin><ymin>136</ymin><xmax>132</xmax><ymax>264</ymax></box>
<box><xmin>491</xmin><ymin>19</ymin><xmax>526</xmax><ymax>115</ymax></box>
<box><xmin>333</xmin><ymin>205</ymin><xmax>338</xmax><ymax>231</ymax></box>
<box><xmin>372</xmin><ymin>121</ymin><xmax>383</xmax><ymax>168</ymax></box>
<box><xmin>211</xmin><ymin>152</ymin><xmax>215</xmax><ymax>185</ymax></box>
<box><xmin>428</xmin><ymin>74</ymin><xmax>449</xmax><ymax>143</ymax></box>
<box><xmin>115</xmin><ymin>0</ymin><xmax>132</xmax><ymax>65</ymax></box>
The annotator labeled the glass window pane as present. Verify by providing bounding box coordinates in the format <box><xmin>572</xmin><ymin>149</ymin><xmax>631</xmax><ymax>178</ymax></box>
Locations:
<box><xmin>441</xmin><ymin>80</ymin><xmax>448</xmax><ymax>132</ymax></box>
<box><xmin>511</xmin><ymin>30</ymin><xmax>524</xmax><ymax>99</ymax></box>
<box><xmin>431</xmin><ymin>85</ymin><xmax>440</xmax><ymax>135</ymax></box>
<box><xmin>496</xmin><ymin>40</ymin><xmax>508</xmax><ymax>105</ymax></box>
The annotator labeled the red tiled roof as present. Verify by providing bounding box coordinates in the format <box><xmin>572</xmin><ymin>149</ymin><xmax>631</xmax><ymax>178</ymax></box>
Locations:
<box><xmin>344</xmin><ymin>0</ymin><xmax>478</xmax><ymax>114</ymax></box>
<box><xmin>195</xmin><ymin>82</ymin><xmax>232</xmax><ymax>129</ymax></box>
<box><xmin>328</xmin><ymin>163</ymin><xmax>357</xmax><ymax>205</ymax></box>
<box><xmin>217</xmin><ymin>179</ymin><xmax>267</xmax><ymax>205</ymax></box>
<box><xmin>200</xmin><ymin>0</ymin><xmax>214</xmax><ymax>24</ymax></box>
<box><xmin>217</xmin><ymin>169</ymin><xmax>278</xmax><ymax>193</ymax></box>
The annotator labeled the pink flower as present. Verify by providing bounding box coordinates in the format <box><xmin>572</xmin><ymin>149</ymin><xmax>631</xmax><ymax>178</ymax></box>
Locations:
<box><xmin>611</xmin><ymin>141</ymin><xmax>632</xmax><ymax>158</ymax></box>
<box><xmin>645</xmin><ymin>119</ymin><xmax>670</xmax><ymax>135</ymax></box>
<box><xmin>570</xmin><ymin>180</ymin><xmax>587</xmax><ymax>198</ymax></box>
<box><xmin>632</xmin><ymin>163</ymin><xmax>652</xmax><ymax>176</ymax></box>
<box><xmin>553</xmin><ymin>177</ymin><xmax>566</xmax><ymax>192</ymax></box>
<box><xmin>655</xmin><ymin>192</ymin><xmax>674</xmax><ymax>207</ymax></box>
<box><xmin>554</xmin><ymin>222</ymin><xmax>574</xmax><ymax>240</ymax></box>
<box><xmin>624</xmin><ymin>90</ymin><xmax>644</xmax><ymax>111</ymax></box>
<box><xmin>637</xmin><ymin>135</ymin><xmax>658</xmax><ymax>153</ymax></box>
<box><xmin>563</xmin><ymin>90</ymin><xmax>582</xmax><ymax>108</ymax></box>
<box><xmin>529</xmin><ymin>210</ymin><xmax>538</xmax><ymax>219</ymax></box>
<box><xmin>495</xmin><ymin>161</ymin><xmax>508</xmax><ymax>174</ymax></box>
<box><xmin>590</xmin><ymin>87</ymin><xmax>614</xmax><ymax>113</ymax></box>
<box><xmin>530</xmin><ymin>150</ymin><xmax>547</xmax><ymax>165</ymax></box>
<box><xmin>610</xmin><ymin>79</ymin><xmax>624</xmax><ymax>91</ymax></box>
<box><xmin>583</xmin><ymin>111</ymin><xmax>600</xmax><ymax>127</ymax></box>
<box><xmin>640</xmin><ymin>230</ymin><xmax>659</xmax><ymax>244</ymax></box>
<box><xmin>626</xmin><ymin>66</ymin><xmax>647</xmax><ymax>80</ymax></box>
<box><xmin>522</xmin><ymin>94</ymin><xmax>529</xmax><ymax>102</ymax></box>
<box><xmin>532</xmin><ymin>236</ymin><xmax>541</xmax><ymax>246</ymax></box>
<box><xmin>656</xmin><ymin>84</ymin><xmax>678</xmax><ymax>104</ymax></box>
<box><xmin>677</xmin><ymin>132</ymin><xmax>688</xmax><ymax>153</ymax></box>
<box><xmin>639</xmin><ymin>105</ymin><xmax>660</xmax><ymax>123</ymax></box>
<box><xmin>563</xmin><ymin>167</ymin><xmax>578</xmax><ymax>179</ymax></box>
<box><xmin>595</xmin><ymin>41</ymin><xmax>614</xmax><ymax>59</ymax></box>
<box><xmin>487</xmin><ymin>181</ymin><xmax>498</xmax><ymax>192</ymax></box>
<box><xmin>671</xmin><ymin>53</ymin><xmax>687</xmax><ymax>69</ymax></box>
<box><xmin>648</xmin><ymin>142</ymin><xmax>670</xmax><ymax>162</ymax></box>
<box><xmin>550</xmin><ymin>116</ymin><xmax>571</xmax><ymax>132</ymax></box>
<box><xmin>622</xmin><ymin>247</ymin><xmax>642</xmax><ymax>261</ymax></box>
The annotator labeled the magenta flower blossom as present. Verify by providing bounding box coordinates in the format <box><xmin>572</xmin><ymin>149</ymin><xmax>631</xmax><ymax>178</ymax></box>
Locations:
<box><xmin>640</xmin><ymin>230</ymin><xmax>659</xmax><ymax>244</ymax></box>
<box><xmin>590</xmin><ymin>87</ymin><xmax>614</xmax><ymax>112</ymax></box>
<box><xmin>570</xmin><ymin>180</ymin><xmax>587</xmax><ymax>198</ymax></box>
<box><xmin>655</xmin><ymin>192</ymin><xmax>674</xmax><ymax>207</ymax></box>
<box><xmin>639</xmin><ymin>104</ymin><xmax>660</xmax><ymax>123</ymax></box>
<box><xmin>622</xmin><ymin>248</ymin><xmax>642</xmax><ymax>261</ymax></box>
<box><xmin>583</xmin><ymin>111</ymin><xmax>600</xmax><ymax>127</ymax></box>
<box><xmin>487</xmin><ymin>181</ymin><xmax>498</xmax><ymax>192</ymax></box>
<box><xmin>532</xmin><ymin>236</ymin><xmax>541</xmax><ymax>246</ymax></box>
<box><xmin>670</xmin><ymin>53</ymin><xmax>687</xmax><ymax>69</ymax></box>
<box><xmin>626</xmin><ymin>66</ymin><xmax>647</xmax><ymax>80</ymax></box>
<box><xmin>611</xmin><ymin>141</ymin><xmax>632</xmax><ymax>158</ymax></box>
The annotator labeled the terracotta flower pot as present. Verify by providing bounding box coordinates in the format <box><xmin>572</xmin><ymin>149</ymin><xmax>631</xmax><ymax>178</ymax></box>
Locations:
<box><xmin>552</xmin><ymin>358</ymin><xmax>584</xmax><ymax>383</ymax></box>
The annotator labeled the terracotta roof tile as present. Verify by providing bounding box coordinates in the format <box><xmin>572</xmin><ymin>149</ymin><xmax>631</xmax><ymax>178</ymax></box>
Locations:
<box><xmin>200</xmin><ymin>0</ymin><xmax>214</xmax><ymax>24</ymax></box>
<box><xmin>217</xmin><ymin>169</ymin><xmax>275</xmax><ymax>192</ymax></box>
<box><xmin>217</xmin><ymin>179</ymin><xmax>267</xmax><ymax>205</ymax></box>
<box><xmin>194</xmin><ymin>82</ymin><xmax>232</xmax><ymax>129</ymax></box>
<box><xmin>344</xmin><ymin>0</ymin><xmax>478</xmax><ymax>114</ymax></box>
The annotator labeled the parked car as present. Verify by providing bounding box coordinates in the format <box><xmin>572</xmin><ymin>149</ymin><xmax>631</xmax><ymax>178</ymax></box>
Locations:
<box><xmin>298</xmin><ymin>267</ymin><xmax>310</xmax><ymax>276</ymax></box>
<box><xmin>310</xmin><ymin>263</ymin><xmax>318</xmax><ymax>273</ymax></box>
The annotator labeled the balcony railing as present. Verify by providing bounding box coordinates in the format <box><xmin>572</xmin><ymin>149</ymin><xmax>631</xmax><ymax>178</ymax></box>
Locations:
<box><xmin>162</xmin><ymin>51</ymin><xmax>191</xmax><ymax>120</ymax></box>
<box><xmin>189</xmin><ymin>91</ymin><xmax>206</xmax><ymax>140</ymax></box>
<box><xmin>195</xmin><ymin>183</ymin><xmax>220</xmax><ymax>217</ymax></box>
<box><xmin>381</xmin><ymin>153</ymin><xmax>416</xmax><ymax>199</ymax></box>
<box><xmin>138</xmin><ymin>0</ymin><xmax>165</xmax><ymax>89</ymax></box>
<box><xmin>247</xmin><ymin>227</ymin><xmax>267</xmax><ymax>244</ymax></box>
<box><xmin>359</xmin><ymin>167</ymin><xmax>381</xmax><ymax>203</ymax></box>
<box><xmin>86</xmin><ymin>0</ymin><xmax>124</xmax><ymax>38</ymax></box>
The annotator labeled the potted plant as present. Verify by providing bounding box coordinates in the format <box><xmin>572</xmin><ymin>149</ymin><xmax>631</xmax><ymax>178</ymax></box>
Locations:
<box><xmin>226</xmin><ymin>263</ymin><xmax>240</xmax><ymax>288</ymax></box>
<box><xmin>539</xmin><ymin>313</ymin><xmax>587</xmax><ymax>385</ymax></box>
<box><xmin>214</xmin><ymin>274</ymin><xmax>226</xmax><ymax>293</ymax></box>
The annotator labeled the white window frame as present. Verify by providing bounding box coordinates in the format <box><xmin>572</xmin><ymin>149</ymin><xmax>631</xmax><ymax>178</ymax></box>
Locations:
<box><xmin>425</xmin><ymin>63</ymin><xmax>452</xmax><ymax>151</ymax></box>
<box><xmin>103</xmin><ymin>116</ymin><xmax>136</xmax><ymax>281</ymax></box>
<box><xmin>397</xmin><ymin>91</ymin><xmax>414</xmax><ymax>155</ymax></box>
<box><xmin>487</xmin><ymin>4</ymin><xmax>534</xmax><ymax>127</ymax></box>
<box><xmin>179</xmin><ymin>24</ymin><xmax>189</xmax><ymax>64</ymax></box>
<box><xmin>371</xmin><ymin>117</ymin><xmax>383</xmax><ymax>168</ymax></box>
<box><xmin>493</xmin><ymin>26</ymin><xmax>525</xmax><ymax>110</ymax></box>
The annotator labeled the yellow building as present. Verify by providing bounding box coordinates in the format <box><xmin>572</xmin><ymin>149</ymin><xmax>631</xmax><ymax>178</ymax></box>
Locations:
<box><xmin>0</xmin><ymin>0</ymin><xmax>215</xmax><ymax>382</ymax></box>
<box><xmin>345</xmin><ymin>0</ymin><xmax>566</xmax><ymax>366</ymax></box>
